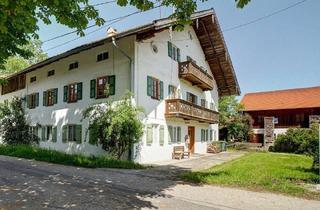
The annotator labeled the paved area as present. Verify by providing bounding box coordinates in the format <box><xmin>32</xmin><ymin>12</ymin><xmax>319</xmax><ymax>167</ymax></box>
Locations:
<box><xmin>0</xmin><ymin>153</ymin><xmax>320</xmax><ymax>210</ymax></box>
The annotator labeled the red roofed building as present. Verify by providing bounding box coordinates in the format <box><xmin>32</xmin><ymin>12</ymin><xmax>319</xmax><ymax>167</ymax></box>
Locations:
<box><xmin>241</xmin><ymin>86</ymin><xmax>320</xmax><ymax>144</ymax></box>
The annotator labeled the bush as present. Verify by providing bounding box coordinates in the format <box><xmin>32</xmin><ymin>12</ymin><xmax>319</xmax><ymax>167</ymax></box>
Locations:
<box><xmin>273</xmin><ymin>125</ymin><xmax>319</xmax><ymax>168</ymax></box>
<box><xmin>0</xmin><ymin>97</ymin><xmax>39</xmax><ymax>145</ymax></box>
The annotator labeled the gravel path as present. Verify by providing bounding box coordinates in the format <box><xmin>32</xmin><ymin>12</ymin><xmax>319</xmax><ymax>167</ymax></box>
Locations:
<box><xmin>0</xmin><ymin>153</ymin><xmax>319</xmax><ymax>210</ymax></box>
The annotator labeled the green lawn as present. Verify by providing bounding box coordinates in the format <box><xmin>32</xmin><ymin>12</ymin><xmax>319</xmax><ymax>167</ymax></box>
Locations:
<box><xmin>180</xmin><ymin>152</ymin><xmax>320</xmax><ymax>199</ymax></box>
<box><xmin>0</xmin><ymin>144</ymin><xmax>144</xmax><ymax>169</ymax></box>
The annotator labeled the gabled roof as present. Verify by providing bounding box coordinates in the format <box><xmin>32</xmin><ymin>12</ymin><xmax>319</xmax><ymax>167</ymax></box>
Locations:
<box><xmin>241</xmin><ymin>86</ymin><xmax>320</xmax><ymax>111</ymax></box>
<box><xmin>3</xmin><ymin>9</ymin><xmax>240</xmax><ymax>96</ymax></box>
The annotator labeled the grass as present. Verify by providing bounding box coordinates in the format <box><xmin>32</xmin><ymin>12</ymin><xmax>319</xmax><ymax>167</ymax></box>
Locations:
<box><xmin>180</xmin><ymin>152</ymin><xmax>320</xmax><ymax>200</ymax></box>
<box><xmin>0</xmin><ymin>144</ymin><xmax>145</xmax><ymax>169</ymax></box>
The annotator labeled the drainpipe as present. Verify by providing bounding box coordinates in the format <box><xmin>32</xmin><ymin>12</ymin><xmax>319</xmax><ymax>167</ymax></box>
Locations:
<box><xmin>112</xmin><ymin>37</ymin><xmax>135</xmax><ymax>96</ymax></box>
<box><xmin>112</xmin><ymin>37</ymin><xmax>135</xmax><ymax>161</ymax></box>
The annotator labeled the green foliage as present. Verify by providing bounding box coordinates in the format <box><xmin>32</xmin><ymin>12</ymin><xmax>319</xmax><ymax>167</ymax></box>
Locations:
<box><xmin>273</xmin><ymin>125</ymin><xmax>319</xmax><ymax>168</ymax></box>
<box><xmin>180</xmin><ymin>152</ymin><xmax>320</xmax><ymax>199</ymax></box>
<box><xmin>0</xmin><ymin>0</ymin><xmax>105</xmax><ymax>68</ymax></box>
<box><xmin>0</xmin><ymin>97</ymin><xmax>39</xmax><ymax>145</ymax></box>
<box><xmin>219</xmin><ymin>96</ymin><xmax>252</xmax><ymax>141</ymax></box>
<box><xmin>83</xmin><ymin>92</ymin><xmax>143</xmax><ymax>160</ymax></box>
<box><xmin>0</xmin><ymin>144</ymin><xmax>145</xmax><ymax>169</ymax></box>
<box><xmin>1</xmin><ymin>39</ymin><xmax>47</xmax><ymax>74</ymax></box>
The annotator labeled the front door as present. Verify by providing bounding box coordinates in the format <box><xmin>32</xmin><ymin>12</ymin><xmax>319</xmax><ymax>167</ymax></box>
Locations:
<box><xmin>188</xmin><ymin>126</ymin><xmax>195</xmax><ymax>153</ymax></box>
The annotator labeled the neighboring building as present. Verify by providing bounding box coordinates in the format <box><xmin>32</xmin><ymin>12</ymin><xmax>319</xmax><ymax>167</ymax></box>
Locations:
<box><xmin>0</xmin><ymin>9</ymin><xmax>240</xmax><ymax>163</ymax></box>
<box><xmin>241</xmin><ymin>86</ymin><xmax>320</xmax><ymax>144</ymax></box>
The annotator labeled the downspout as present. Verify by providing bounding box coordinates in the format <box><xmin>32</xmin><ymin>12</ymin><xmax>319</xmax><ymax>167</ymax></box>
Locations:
<box><xmin>111</xmin><ymin>37</ymin><xmax>135</xmax><ymax>161</ymax></box>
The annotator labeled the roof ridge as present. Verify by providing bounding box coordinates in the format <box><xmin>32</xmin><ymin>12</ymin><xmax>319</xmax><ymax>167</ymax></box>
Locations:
<box><xmin>243</xmin><ymin>86</ymin><xmax>320</xmax><ymax>96</ymax></box>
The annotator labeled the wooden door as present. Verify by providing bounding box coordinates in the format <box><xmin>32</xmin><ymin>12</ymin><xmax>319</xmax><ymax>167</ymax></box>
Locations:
<box><xmin>188</xmin><ymin>126</ymin><xmax>195</xmax><ymax>153</ymax></box>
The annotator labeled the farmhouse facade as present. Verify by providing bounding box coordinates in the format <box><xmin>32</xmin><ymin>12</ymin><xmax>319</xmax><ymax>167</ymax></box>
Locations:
<box><xmin>0</xmin><ymin>9</ymin><xmax>239</xmax><ymax>163</ymax></box>
<box><xmin>241</xmin><ymin>86</ymin><xmax>320</xmax><ymax>145</ymax></box>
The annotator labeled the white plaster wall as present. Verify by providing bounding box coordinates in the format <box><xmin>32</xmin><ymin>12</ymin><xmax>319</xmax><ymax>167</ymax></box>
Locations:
<box><xmin>0</xmin><ymin>36</ymin><xmax>135</xmax><ymax>156</ymax></box>
<box><xmin>134</xmin><ymin>26</ymin><xmax>219</xmax><ymax>163</ymax></box>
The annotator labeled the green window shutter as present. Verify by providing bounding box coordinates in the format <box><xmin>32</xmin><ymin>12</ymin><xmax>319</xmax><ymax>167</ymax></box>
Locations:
<box><xmin>75</xmin><ymin>125</ymin><xmax>82</xmax><ymax>144</ymax></box>
<box><xmin>26</xmin><ymin>95</ymin><xmax>29</xmax><ymax>108</ymax></box>
<box><xmin>63</xmin><ymin>85</ymin><xmax>68</xmax><ymax>102</ymax></box>
<box><xmin>147</xmin><ymin>76</ymin><xmax>152</xmax><ymax>96</ymax></box>
<box><xmin>177</xmin><ymin>127</ymin><xmax>181</xmax><ymax>143</ymax></box>
<box><xmin>146</xmin><ymin>125</ymin><xmax>153</xmax><ymax>145</ymax></box>
<box><xmin>62</xmin><ymin>125</ymin><xmax>68</xmax><ymax>143</ymax></box>
<box><xmin>52</xmin><ymin>127</ymin><xmax>57</xmax><ymax>142</ymax></box>
<box><xmin>77</xmin><ymin>82</ymin><xmax>83</xmax><ymax>100</ymax></box>
<box><xmin>90</xmin><ymin>79</ymin><xmax>96</xmax><ymax>98</ymax></box>
<box><xmin>168</xmin><ymin>41</ymin><xmax>172</xmax><ymax>58</ymax></box>
<box><xmin>53</xmin><ymin>88</ymin><xmax>58</xmax><ymax>104</ymax></box>
<box><xmin>43</xmin><ymin>91</ymin><xmax>47</xmax><ymax>106</ymax></box>
<box><xmin>159</xmin><ymin>125</ymin><xmax>164</xmax><ymax>146</ymax></box>
<box><xmin>177</xmin><ymin>48</ymin><xmax>181</xmax><ymax>62</ymax></box>
<box><xmin>160</xmin><ymin>81</ymin><xmax>164</xmax><ymax>99</ymax></box>
<box><xmin>206</xmin><ymin>129</ymin><xmax>209</xmax><ymax>142</ymax></box>
<box><xmin>168</xmin><ymin>126</ymin><xmax>173</xmax><ymax>144</ymax></box>
<box><xmin>210</xmin><ymin>130</ymin><xmax>213</xmax><ymax>141</ymax></box>
<box><xmin>108</xmin><ymin>75</ymin><xmax>116</xmax><ymax>95</ymax></box>
<box><xmin>41</xmin><ymin>126</ymin><xmax>46</xmax><ymax>141</ymax></box>
<box><xmin>35</xmin><ymin>93</ymin><xmax>39</xmax><ymax>107</ymax></box>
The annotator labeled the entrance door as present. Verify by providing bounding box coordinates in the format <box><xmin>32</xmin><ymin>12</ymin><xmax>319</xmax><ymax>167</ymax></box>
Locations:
<box><xmin>188</xmin><ymin>126</ymin><xmax>195</xmax><ymax>153</ymax></box>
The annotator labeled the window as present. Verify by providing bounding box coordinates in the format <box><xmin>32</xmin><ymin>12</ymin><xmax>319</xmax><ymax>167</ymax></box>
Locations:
<box><xmin>186</xmin><ymin>92</ymin><xmax>198</xmax><ymax>105</ymax></box>
<box><xmin>168</xmin><ymin>85</ymin><xmax>178</xmax><ymax>99</ymax></box>
<box><xmin>168</xmin><ymin>41</ymin><xmax>181</xmax><ymax>62</ymax></box>
<box><xmin>69</xmin><ymin>62</ymin><xmax>79</xmax><ymax>70</ymax></box>
<box><xmin>41</xmin><ymin>126</ymin><xmax>57</xmax><ymax>142</ymax></box>
<box><xmin>30</xmin><ymin>76</ymin><xmax>36</xmax><ymax>83</ymax></box>
<box><xmin>43</xmin><ymin>88</ymin><xmax>58</xmax><ymax>106</ymax></box>
<box><xmin>168</xmin><ymin>126</ymin><xmax>181</xmax><ymax>144</ymax></box>
<box><xmin>29</xmin><ymin>126</ymin><xmax>39</xmax><ymax>140</ymax></box>
<box><xmin>1</xmin><ymin>74</ymin><xmax>26</xmax><ymax>95</ymax></box>
<box><xmin>201</xmin><ymin>129</ymin><xmax>209</xmax><ymax>142</ymax></box>
<box><xmin>62</xmin><ymin>124</ymin><xmax>82</xmax><ymax>143</ymax></box>
<box><xmin>159</xmin><ymin>125</ymin><xmax>164</xmax><ymax>146</ymax></box>
<box><xmin>27</xmin><ymin>93</ymin><xmax>39</xmax><ymax>109</ymax></box>
<box><xmin>90</xmin><ymin>75</ymin><xmax>116</xmax><ymax>99</ymax></box>
<box><xmin>48</xmin><ymin>70</ymin><xmax>55</xmax><ymax>77</ymax></box>
<box><xmin>147</xmin><ymin>76</ymin><xmax>163</xmax><ymax>100</ymax></box>
<box><xmin>97</xmin><ymin>52</ymin><xmax>109</xmax><ymax>62</ymax></box>
<box><xmin>63</xmin><ymin>83</ymin><xmax>82</xmax><ymax>103</ymax></box>
<box><xmin>146</xmin><ymin>125</ymin><xmax>153</xmax><ymax>145</ymax></box>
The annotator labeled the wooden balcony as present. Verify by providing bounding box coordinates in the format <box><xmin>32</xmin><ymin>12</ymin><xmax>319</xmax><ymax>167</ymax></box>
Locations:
<box><xmin>179</xmin><ymin>61</ymin><xmax>214</xmax><ymax>91</ymax></box>
<box><xmin>165</xmin><ymin>99</ymin><xmax>219</xmax><ymax>124</ymax></box>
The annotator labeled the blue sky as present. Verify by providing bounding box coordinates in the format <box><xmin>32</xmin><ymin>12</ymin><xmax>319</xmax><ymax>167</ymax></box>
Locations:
<box><xmin>37</xmin><ymin>0</ymin><xmax>320</xmax><ymax>97</ymax></box>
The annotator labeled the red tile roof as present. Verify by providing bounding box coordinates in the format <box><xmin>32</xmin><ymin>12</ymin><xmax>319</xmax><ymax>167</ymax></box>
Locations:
<box><xmin>241</xmin><ymin>86</ymin><xmax>320</xmax><ymax>111</ymax></box>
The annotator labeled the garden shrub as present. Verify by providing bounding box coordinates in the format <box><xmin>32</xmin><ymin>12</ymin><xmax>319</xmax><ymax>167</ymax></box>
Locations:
<box><xmin>273</xmin><ymin>125</ymin><xmax>319</xmax><ymax>168</ymax></box>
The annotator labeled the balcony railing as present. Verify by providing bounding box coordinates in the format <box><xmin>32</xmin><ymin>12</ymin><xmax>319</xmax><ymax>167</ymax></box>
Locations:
<box><xmin>165</xmin><ymin>99</ymin><xmax>219</xmax><ymax>124</ymax></box>
<box><xmin>179</xmin><ymin>61</ymin><xmax>214</xmax><ymax>91</ymax></box>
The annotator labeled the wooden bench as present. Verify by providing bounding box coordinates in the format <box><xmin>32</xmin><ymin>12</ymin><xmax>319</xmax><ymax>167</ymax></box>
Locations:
<box><xmin>172</xmin><ymin>146</ymin><xmax>190</xmax><ymax>160</ymax></box>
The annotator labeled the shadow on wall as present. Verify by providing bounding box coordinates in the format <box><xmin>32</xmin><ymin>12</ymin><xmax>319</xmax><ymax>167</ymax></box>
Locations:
<box><xmin>0</xmin><ymin>155</ymin><xmax>205</xmax><ymax>209</ymax></box>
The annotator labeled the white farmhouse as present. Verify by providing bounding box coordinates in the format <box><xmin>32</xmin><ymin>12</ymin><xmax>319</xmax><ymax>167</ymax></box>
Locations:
<box><xmin>0</xmin><ymin>9</ymin><xmax>240</xmax><ymax>163</ymax></box>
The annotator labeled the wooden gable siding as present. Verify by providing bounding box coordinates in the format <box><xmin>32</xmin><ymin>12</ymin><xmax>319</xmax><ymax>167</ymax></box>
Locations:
<box><xmin>192</xmin><ymin>14</ymin><xmax>240</xmax><ymax>96</ymax></box>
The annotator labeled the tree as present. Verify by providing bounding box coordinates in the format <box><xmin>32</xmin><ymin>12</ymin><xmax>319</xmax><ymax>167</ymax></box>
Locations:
<box><xmin>1</xmin><ymin>39</ymin><xmax>47</xmax><ymax>74</ymax></box>
<box><xmin>0</xmin><ymin>97</ymin><xmax>39</xmax><ymax>145</ymax></box>
<box><xmin>83</xmin><ymin>92</ymin><xmax>143</xmax><ymax>160</ymax></box>
<box><xmin>0</xmin><ymin>0</ymin><xmax>251</xmax><ymax>68</ymax></box>
<box><xmin>219</xmin><ymin>95</ymin><xmax>252</xmax><ymax>141</ymax></box>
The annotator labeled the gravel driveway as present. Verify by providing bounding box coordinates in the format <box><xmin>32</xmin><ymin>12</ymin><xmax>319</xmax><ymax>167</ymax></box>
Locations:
<box><xmin>0</xmin><ymin>153</ymin><xmax>319</xmax><ymax>210</ymax></box>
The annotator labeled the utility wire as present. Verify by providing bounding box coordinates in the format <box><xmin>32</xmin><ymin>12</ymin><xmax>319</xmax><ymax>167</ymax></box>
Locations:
<box><xmin>43</xmin><ymin>5</ymin><xmax>162</xmax><ymax>52</ymax></box>
<box><xmin>223</xmin><ymin>0</ymin><xmax>308</xmax><ymax>32</ymax></box>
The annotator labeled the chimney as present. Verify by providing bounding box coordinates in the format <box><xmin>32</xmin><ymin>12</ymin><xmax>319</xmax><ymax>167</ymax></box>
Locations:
<box><xmin>107</xmin><ymin>27</ymin><xmax>118</xmax><ymax>37</ymax></box>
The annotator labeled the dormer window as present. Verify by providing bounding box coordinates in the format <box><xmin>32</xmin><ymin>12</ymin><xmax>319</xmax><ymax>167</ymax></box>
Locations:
<box><xmin>69</xmin><ymin>62</ymin><xmax>78</xmax><ymax>70</ymax></box>
<box><xmin>97</xmin><ymin>52</ymin><xmax>109</xmax><ymax>62</ymax></box>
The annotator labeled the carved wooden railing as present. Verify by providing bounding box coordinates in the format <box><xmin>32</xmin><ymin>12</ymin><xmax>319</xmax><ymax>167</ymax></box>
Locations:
<box><xmin>165</xmin><ymin>99</ymin><xmax>219</xmax><ymax>124</ymax></box>
<box><xmin>179</xmin><ymin>61</ymin><xmax>214</xmax><ymax>91</ymax></box>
